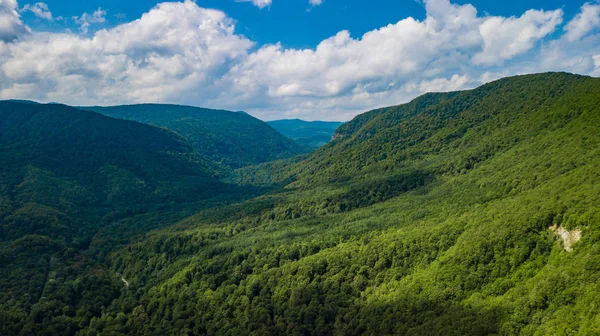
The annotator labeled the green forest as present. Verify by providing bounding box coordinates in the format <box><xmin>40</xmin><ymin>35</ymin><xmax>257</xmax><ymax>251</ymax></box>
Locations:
<box><xmin>81</xmin><ymin>104</ymin><xmax>309</xmax><ymax>169</ymax></box>
<box><xmin>1</xmin><ymin>72</ymin><xmax>600</xmax><ymax>335</ymax></box>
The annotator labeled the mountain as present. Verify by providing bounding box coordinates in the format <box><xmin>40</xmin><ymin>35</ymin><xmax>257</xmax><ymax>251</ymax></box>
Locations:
<box><xmin>2</xmin><ymin>72</ymin><xmax>600</xmax><ymax>335</ymax></box>
<box><xmin>81</xmin><ymin>104</ymin><xmax>309</xmax><ymax>168</ymax></box>
<box><xmin>0</xmin><ymin>102</ymin><xmax>261</xmax><ymax>335</ymax></box>
<box><xmin>86</xmin><ymin>72</ymin><xmax>600</xmax><ymax>335</ymax></box>
<box><xmin>0</xmin><ymin>102</ymin><xmax>231</xmax><ymax>209</ymax></box>
<box><xmin>2</xmin><ymin>99</ymin><xmax>40</xmax><ymax>105</ymax></box>
<box><xmin>268</xmin><ymin>119</ymin><xmax>344</xmax><ymax>148</ymax></box>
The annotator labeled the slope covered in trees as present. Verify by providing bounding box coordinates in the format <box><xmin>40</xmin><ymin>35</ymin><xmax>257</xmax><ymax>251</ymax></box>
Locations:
<box><xmin>0</xmin><ymin>102</ymin><xmax>261</xmax><ymax>335</ymax></box>
<box><xmin>267</xmin><ymin>119</ymin><xmax>344</xmax><ymax>148</ymax></box>
<box><xmin>87</xmin><ymin>73</ymin><xmax>600</xmax><ymax>335</ymax></box>
<box><xmin>82</xmin><ymin>104</ymin><xmax>309</xmax><ymax>168</ymax></box>
<box><xmin>2</xmin><ymin>72</ymin><xmax>600</xmax><ymax>335</ymax></box>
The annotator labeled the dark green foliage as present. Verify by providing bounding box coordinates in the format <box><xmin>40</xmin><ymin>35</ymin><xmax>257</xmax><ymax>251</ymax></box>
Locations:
<box><xmin>2</xmin><ymin>72</ymin><xmax>600</xmax><ymax>335</ymax></box>
<box><xmin>0</xmin><ymin>102</ymin><xmax>248</xmax><ymax>242</ymax></box>
<box><xmin>82</xmin><ymin>104</ymin><xmax>309</xmax><ymax>168</ymax></box>
<box><xmin>267</xmin><ymin>119</ymin><xmax>344</xmax><ymax>148</ymax></box>
<box><xmin>0</xmin><ymin>102</ymin><xmax>263</xmax><ymax>335</ymax></box>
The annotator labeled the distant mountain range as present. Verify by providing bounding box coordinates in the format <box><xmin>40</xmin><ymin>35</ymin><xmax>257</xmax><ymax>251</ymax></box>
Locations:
<box><xmin>81</xmin><ymin>104</ymin><xmax>310</xmax><ymax>168</ymax></box>
<box><xmin>6</xmin><ymin>101</ymin><xmax>341</xmax><ymax>152</ymax></box>
<box><xmin>267</xmin><ymin>119</ymin><xmax>345</xmax><ymax>148</ymax></box>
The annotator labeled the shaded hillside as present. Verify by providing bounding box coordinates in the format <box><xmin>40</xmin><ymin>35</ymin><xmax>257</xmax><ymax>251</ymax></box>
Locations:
<box><xmin>267</xmin><ymin>119</ymin><xmax>344</xmax><ymax>148</ymax></box>
<box><xmin>82</xmin><ymin>104</ymin><xmax>309</xmax><ymax>168</ymax></box>
<box><xmin>83</xmin><ymin>72</ymin><xmax>600</xmax><ymax>335</ymax></box>
<box><xmin>0</xmin><ymin>102</ymin><xmax>230</xmax><ymax>211</ymax></box>
<box><xmin>0</xmin><ymin>102</ymin><xmax>261</xmax><ymax>335</ymax></box>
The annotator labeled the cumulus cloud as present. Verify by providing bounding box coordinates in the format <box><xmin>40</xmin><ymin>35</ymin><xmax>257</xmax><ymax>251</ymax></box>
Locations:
<box><xmin>73</xmin><ymin>7</ymin><xmax>106</xmax><ymax>34</ymax></box>
<box><xmin>0</xmin><ymin>0</ymin><xmax>29</xmax><ymax>42</ymax></box>
<box><xmin>414</xmin><ymin>74</ymin><xmax>472</xmax><ymax>93</ymax></box>
<box><xmin>0</xmin><ymin>0</ymin><xmax>253</xmax><ymax>104</ymax></box>
<box><xmin>309</xmin><ymin>0</ymin><xmax>323</xmax><ymax>6</ymax></box>
<box><xmin>236</xmin><ymin>0</ymin><xmax>271</xmax><ymax>9</ymax></box>
<box><xmin>473</xmin><ymin>9</ymin><xmax>563</xmax><ymax>65</ymax></box>
<box><xmin>22</xmin><ymin>2</ymin><xmax>52</xmax><ymax>20</ymax></box>
<box><xmin>533</xmin><ymin>3</ymin><xmax>600</xmax><ymax>77</ymax></box>
<box><xmin>565</xmin><ymin>2</ymin><xmax>600</xmax><ymax>41</ymax></box>
<box><xmin>216</xmin><ymin>0</ymin><xmax>570</xmax><ymax>118</ymax></box>
<box><xmin>0</xmin><ymin>0</ymin><xmax>599</xmax><ymax>121</ymax></box>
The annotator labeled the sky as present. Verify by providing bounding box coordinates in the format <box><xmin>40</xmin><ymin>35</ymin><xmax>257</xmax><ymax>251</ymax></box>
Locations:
<box><xmin>0</xmin><ymin>0</ymin><xmax>599</xmax><ymax>121</ymax></box>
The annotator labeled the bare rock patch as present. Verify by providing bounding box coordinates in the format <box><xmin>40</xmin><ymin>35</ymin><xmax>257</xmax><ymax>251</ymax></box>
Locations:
<box><xmin>549</xmin><ymin>225</ymin><xmax>581</xmax><ymax>252</ymax></box>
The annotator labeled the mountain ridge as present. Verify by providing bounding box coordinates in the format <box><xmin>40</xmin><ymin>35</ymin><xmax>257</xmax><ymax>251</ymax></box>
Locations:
<box><xmin>81</xmin><ymin>104</ymin><xmax>310</xmax><ymax>168</ymax></box>
<box><xmin>88</xmin><ymin>72</ymin><xmax>600</xmax><ymax>335</ymax></box>
<box><xmin>0</xmin><ymin>102</ymin><xmax>266</xmax><ymax>335</ymax></box>
<box><xmin>1</xmin><ymin>72</ymin><xmax>600</xmax><ymax>335</ymax></box>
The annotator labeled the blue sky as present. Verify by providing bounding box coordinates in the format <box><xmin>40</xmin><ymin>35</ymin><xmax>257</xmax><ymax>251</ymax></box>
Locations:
<box><xmin>2</xmin><ymin>0</ymin><xmax>600</xmax><ymax>120</ymax></box>
<box><xmin>20</xmin><ymin>0</ymin><xmax>591</xmax><ymax>48</ymax></box>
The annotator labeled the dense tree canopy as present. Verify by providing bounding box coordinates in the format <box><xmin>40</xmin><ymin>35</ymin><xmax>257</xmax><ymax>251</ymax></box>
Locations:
<box><xmin>1</xmin><ymin>73</ymin><xmax>600</xmax><ymax>335</ymax></box>
<box><xmin>82</xmin><ymin>104</ymin><xmax>310</xmax><ymax>169</ymax></box>
<box><xmin>0</xmin><ymin>102</ymin><xmax>263</xmax><ymax>335</ymax></box>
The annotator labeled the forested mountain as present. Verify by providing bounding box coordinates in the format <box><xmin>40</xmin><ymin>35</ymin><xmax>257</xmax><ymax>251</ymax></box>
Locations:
<box><xmin>2</xmin><ymin>72</ymin><xmax>600</xmax><ymax>335</ymax></box>
<box><xmin>0</xmin><ymin>102</ymin><xmax>261</xmax><ymax>335</ymax></box>
<box><xmin>81</xmin><ymin>104</ymin><xmax>309</xmax><ymax>168</ymax></box>
<box><xmin>267</xmin><ymin>119</ymin><xmax>344</xmax><ymax>148</ymax></box>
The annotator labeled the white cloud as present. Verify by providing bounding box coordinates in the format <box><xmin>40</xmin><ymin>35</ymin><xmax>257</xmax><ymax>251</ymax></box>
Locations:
<box><xmin>473</xmin><ymin>9</ymin><xmax>563</xmax><ymax>65</ymax></box>
<box><xmin>236</xmin><ymin>0</ymin><xmax>272</xmax><ymax>9</ymax></box>
<box><xmin>0</xmin><ymin>0</ymin><xmax>598</xmax><ymax>121</ymax></box>
<box><xmin>22</xmin><ymin>2</ymin><xmax>52</xmax><ymax>21</ymax></box>
<box><xmin>0</xmin><ymin>0</ymin><xmax>253</xmax><ymax>104</ymax></box>
<box><xmin>533</xmin><ymin>3</ymin><xmax>600</xmax><ymax>76</ymax></box>
<box><xmin>565</xmin><ymin>2</ymin><xmax>600</xmax><ymax>41</ymax></box>
<box><xmin>215</xmin><ymin>0</ymin><xmax>568</xmax><ymax>118</ymax></box>
<box><xmin>309</xmin><ymin>0</ymin><xmax>323</xmax><ymax>6</ymax></box>
<box><xmin>0</xmin><ymin>0</ymin><xmax>29</xmax><ymax>42</ymax></box>
<box><xmin>417</xmin><ymin>74</ymin><xmax>472</xmax><ymax>93</ymax></box>
<box><xmin>73</xmin><ymin>7</ymin><xmax>106</xmax><ymax>34</ymax></box>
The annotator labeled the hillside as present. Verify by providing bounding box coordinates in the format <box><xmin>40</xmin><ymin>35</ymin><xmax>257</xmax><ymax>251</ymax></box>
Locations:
<box><xmin>0</xmin><ymin>102</ymin><xmax>261</xmax><ymax>335</ymax></box>
<box><xmin>0</xmin><ymin>102</ymin><xmax>235</xmax><ymax>211</ymax></box>
<box><xmin>267</xmin><ymin>119</ymin><xmax>344</xmax><ymax>148</ymax></box>
<box><xmin>2</xmin><ymin>72</ymin><xmax>600</xmax><ymax>335</ymax></box>
<box><xmin>82</xmin><ymin>104</ymin><xmax>309</xmax><ymax>168</ymax></box>
<box><xmin>83</xmin><ymin>72</ymin><xmax>600</xmax><ymax>335</ymax></box>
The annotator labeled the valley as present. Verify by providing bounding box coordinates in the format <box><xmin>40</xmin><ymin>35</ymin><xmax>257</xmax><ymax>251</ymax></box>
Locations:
<box><xmin>1</xmin><ymin>72</ymin><xmax>600</xmax><ymax>335</ymax></box>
